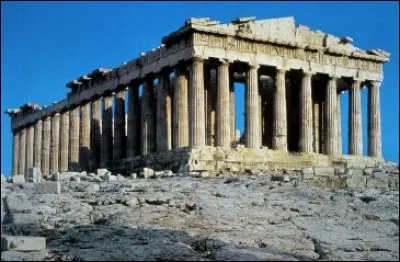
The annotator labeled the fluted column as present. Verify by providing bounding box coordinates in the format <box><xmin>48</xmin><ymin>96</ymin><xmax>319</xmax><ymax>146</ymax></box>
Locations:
<box><xmin>173</xmin><ymin>68</ymin><xmax>189</xmax><ymax>148</ymax></box>
<box><xmin>33</xmin><ymin>120</ymin><xmax>42</xmax><ymax>171</ymax></box>
<box><xmin>114</xmin><ymin>89</ymin><xmax>126</xmax><ymax>160</ymax></box>
<box><xmin>206</xmin><ymin>69</ymin><xmax>217</xmax><ymax>146</ymax></box>
<box><xmin>337</xmin><ymin>92</ymin><xmax>342</xmax><ymax>154</ymax></box>
<box><xmin>299</xmin><ymin>71</ymin><xmax>313</xmax><ymax>153</ymax></box>
<box><xmin>127</xmin><ymin>85</ymin><xmax>139</xmax><ymax>157</ymax></box>
<box><xmin>141</xmin><ymin>80</ymin><xmax>156</xmax><ymax>154</ymax></box>
<box><xmin>101</xmin><ymin>95</ymin><xmax>113</xmax><ymax>167</ymax></box>
<box><xmin>246</xmin><ymin>63</ymin><xmax>260</xmax><ymax>148</ymax></box>
<box><xmin>12</xmin><ymin>131</ymin><xmax>19</xmax><ymax>176</ymax></box>
<box><xmin>216</xmin><ymin>59</ymin><xmax>230</xmax><ymax>147</ymax></box>
<box><xmin>349</xmin><ymin>79</ymin><xmax>362</xmax><ymax>156</ymax></box>
<box><xmin>230</xmin><ymin>80</ymin><xmax>236</xmax><ymax>145</ymax></box>
<box><xmin>80</xmin><ymin>103</ymin><xmax>91</xmax><ymax>170</ymax></box>
<box><xmin>189</xmin><ymin>57</ymin><xmax>206</xmax><ymax>147</ymax></box>
<box><xmin>313</xmin><ymin>102</ymin><xmax>320</xmax><ymax>153</ymax></box>
<box><xmin>91</xmin><ymin>98</ymin><xmax>102</xmax><ymax>168</ymax></box>
<box><xmin>41</xmin><ymin>116</ymin><xmax>51</xmax><ymax>176</ymax></box>
<box><xmin>368</xmin><ymin>81</ymin><xmax>382</xmax><ymax>158</ymax></box>
<box><xmin>59</xmin><ymin>111</ymin><xmax>69</xmax><ymax>172</ymax></box>
<box><xmin>50</xmin><ymin>113</ymin><xmax>60</xmax><ymax>174</ymax></box>
<box><xmin>25</xmin><ymin>125</ymin><xmax>34</xmax><ymax>175</ymax></box>
<box><xmin>273</xmin><ymin>69</ymin><xmax>287</xmax><ymax>151</ymax></box>
<box><xmin>69</xmin><ymin>106</ymin><xmax>80</xmax><ymax>171</ymax></box>
<box><xmin>325</xmin><ymin>77</ymin><xmax>338</xmax><ymax>155</ymax></box>
<box><xmin>165</xmin><ymin>80</ymin><xmax>172</xmax><ymax>151</ymax></box>
<box><xmin>157</xmin><ymin>72</ymin><xmax>172</xmax><ymax>151</ymax></box>
<box><xmin>18</xmin><ymin>128</ymin><xmax>26</xmax><ymax>175</ymax></box>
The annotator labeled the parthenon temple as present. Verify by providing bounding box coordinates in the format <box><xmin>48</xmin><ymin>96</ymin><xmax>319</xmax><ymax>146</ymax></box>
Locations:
<box><xmin>6</xmin><ymin>16</ymin><xmax>390</xmax><ymax>178</ymax></box>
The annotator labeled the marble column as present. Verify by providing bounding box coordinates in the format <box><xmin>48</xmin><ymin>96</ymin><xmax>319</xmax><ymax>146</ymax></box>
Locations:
<box><xmin>165</xmin><ymin>79</ymin><xmax>172</xmax><ymax>151</ymax></box>
<box><xmin>59</xmin><ymin>111</ymin><xmax>69</xmax><ymax>172</ymax></box>
<box><xmin>157</xmin><ymin>72</ymin><xmax>172</xmax><ymax>151</ymax></box>
<box><xmin>299</xmin><ymin>71</ymin><xmax>313</xmax><ymax>153</ymax></box>
<box><xmin>18</xmin><ymin>128</ymin><xmax>26</xmax><ymax>175</ymax></box>
<box><xmin>206</xmin><ymin>69</ymin><xmax>217</xmax><ymax>146</ymax></box>
<box><xmin>337</xmin><ymin>92</ymin><xmax>342</xmax><ymax>154</ymax></box>
<box><xmin>189</xmin><ymin>57</ymin><xmax>206</xmax><ymax>147</ymax></box>
<box><xmin>173</xmin><ymin>68</ymin><xmax>189</xmax><ymax>148</ymax></box>
<box><xmin>101</xmin><ymin>95</ymin><xmax>113</xmax><ymax>167</ymax></box>
<box><xmin>127</xmin><ymin>84</ymin><xmax>138</xmax><ymax>157</ymax></box>
<box><xmin>325</xmin><ymin>77</ymin><xmax>338</xmax><ymax>155</ymax></box>
<box><xmin>91</xmin><ymin>98</ymin><xmax>102</xmax><ymax>168</ymax></box>
<box><xmin>230</xmin><ymin>80</ymin><xmax>236</xmax><ymax>145</ymax></box>
<box><xmin>313</xmin><ymin>102</ymin><xmax>320</xmax><ymax>153</ymax></box>
<box><xmin>25</xmin><ymin>125</ymin><xmax>34</xmax><ymax>175</ymax></box>
<box><xmin>12</xmin><ymin>131</ymin><xmax>19</xmax><ymax>176</ymax></box>
<box><xmin>69</xmin><ymin>106</ymin><xmax>80</xmax><ymax>171</ymax></box>
<box><xmin>33</xmin><ymin>120</ymin><xmax>42</xmax><ymax>171</ymax></box>
<box><xmin>41</xmin><ymin>116</ymin><xmax>51</xmax><ymax>176</ymax></box>
<box><xmin>368</xmin><ymin>81</ymin><xmax>382</xmax><ymax>158</ymax></box>
<box><xmin>50</xmin><ymin>113</ymin><xmax>60</xmax><ymax>174</ymax></box>
<box><xmin>216</xmin><ymin>59</ymin><xmax>230</xmax><ymax>147</ymax></box>
<box><xmin>141</xmin><ymin>80</ymin><xmax>156</xmax><ymax>154</ymax></box>
<box><xmin>114</xmin><ymin>89</ymin><xmax>126</xmax><ymax>160</ymax></box>
<box><xmin>349</xmin><ymin>79</ymin><xmax>362</xmax><ymax>156</ymax></box>
<box><xmin>80</xmin><ymin>102</ymin><xmax>91</xmax><ymax>170</ymax></box>
<box><xmin>273</xmin><ymin>69</ymin><xmax>287</xmax><ymax>151</ymax></box>
<box><xmin>246</xmin><ymin>63</ymin><xmax>260</xmax><ymax>148</ymax></box>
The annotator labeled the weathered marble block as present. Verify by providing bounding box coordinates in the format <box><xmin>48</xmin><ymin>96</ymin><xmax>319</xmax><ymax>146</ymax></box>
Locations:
<box><xmin>1</xmin><ymin>235</ymin><xmax>46</xmax><ymax>251</ymax></box>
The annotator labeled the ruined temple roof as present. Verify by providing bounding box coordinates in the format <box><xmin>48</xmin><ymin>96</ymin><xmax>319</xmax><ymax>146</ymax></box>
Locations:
<box><xmin>162</xmin><ymin>16</ymin><xmax>390</xmax><ymax>61</ymax></box>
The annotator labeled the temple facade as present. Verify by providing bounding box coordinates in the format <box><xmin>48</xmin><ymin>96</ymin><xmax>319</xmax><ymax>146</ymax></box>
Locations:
<box><xmin>6</xmin><ymin>17</ymin><xmax>390</xmax><ymax>177</ymax></box>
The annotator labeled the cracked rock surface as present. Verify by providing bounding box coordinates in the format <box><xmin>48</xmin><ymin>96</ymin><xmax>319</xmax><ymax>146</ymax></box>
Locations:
<box><xmin>1</xmin><ymin>175</ymin><xmax>399</xmax><ymax>261</ymax></box>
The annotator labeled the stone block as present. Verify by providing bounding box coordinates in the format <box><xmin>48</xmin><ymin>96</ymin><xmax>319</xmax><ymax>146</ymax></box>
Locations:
<box><xmin>22</xmin><ymin>182</ymin><xmax>61</xmax><ymax>194</ymax></box>
<box><xmin>10</xmin><ymin>213</ymin><xmax>40</xmax><ymax>225</ymax></box>
<box><xmin>59</xmin><ymin>172</ymin><xmax>80</xmax><ymax>181</ymax></box>
<box><xmin>104</xmin><ymin>172</ymin><xmax>116</xmax><ymax>181</ymax></box>
<box><xmin>12</xmin><ymin>175</ymin><xmax>25</xmax><ymax>184</ymax></box>
<box><xmin>97</xmin><ymin>169</ymin><xmax>108</xmax><ymax>177</ymax></box>
<box><xmin>54</xmin><ymin>172</ymin><xmax>60</xmax><ymax>182</ymax></box>
<box><xmin>367</xmin><ymin>176</ymin><xmax>389</xmax><ymax>190</ymax></box>
<box><xmin>1</xmin><ymin>174</ymin><xmax>7</xmax><ymax>183</ymax></box>
<box><xmin>129</xmin><ymin>173</ymin><xmax>137</xmax><ymax>179</ymax></box>
<box><xmin>27</xmin><ymin>167</ymin><xmax>42</xmax><ymax>183</ymax></box>
<box><xmin>1</xmin><ymin>235</ymin><xmax>46</xmax><ymax>251</ymax></box>
<box><xmin>141</xmin><ymin>168</ymin><xmax>155</xmax><ymax>179</ymax></box>
<box><xmin>314</xmin><ymin>167</ymin><xmax>334</xmax><ymax>177</ymax></box>
<box><xmin>345</xmin><ymin>175</ymin><xmax>367</xmax><ymax>189</ymax></box>
<box><xmin>70</xmin><ymin>175</ymin><xmax>81</xmax><ymax>182</ymax></box>
<box><xmin>0</xmin><ymin>250</ymin><xmax>46</xmax><ymax>261</ymax></box>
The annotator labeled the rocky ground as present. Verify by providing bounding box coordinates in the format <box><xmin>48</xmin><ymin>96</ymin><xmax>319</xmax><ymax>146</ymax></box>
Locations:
<box><xmin>1</xmin><ymin>170</ymin><xmax>399</xmax><ymax>261</ymax></box>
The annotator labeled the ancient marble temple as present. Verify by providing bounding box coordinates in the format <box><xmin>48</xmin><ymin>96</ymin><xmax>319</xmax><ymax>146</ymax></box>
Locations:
<box><xmin>6</xmin><ymin>17</ymin><xmax>390</xmax><ymax>177</ymax></box>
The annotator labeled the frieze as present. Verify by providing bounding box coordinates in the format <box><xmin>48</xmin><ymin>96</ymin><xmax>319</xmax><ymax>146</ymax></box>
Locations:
<box><xmin>194</xmin><ymin>33</ymin><xmax>383</xmax><ymax>72</ymax></box>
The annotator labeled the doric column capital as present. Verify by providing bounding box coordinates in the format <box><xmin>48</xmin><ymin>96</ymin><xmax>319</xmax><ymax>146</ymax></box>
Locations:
<box><xmin>351</xmin><ymin>78</ymin><xmax>362</xmax><ymax>89</ymax></box>
<box><xmin>192</xmin><ymin>56</ymin><xmax>205</xmax><ymax>63</ymax></box>
<box><xmin>218</xmin><ymin>58</ymin><xmax>231</xmax><ymax>66</ymax></box>
<box><xmin>369</xmin><ymin>80</ymin><xmax>381</xmax><ymax>88</ymax></box>
<box><xmin>276</xmin><ymin>68</ymin><xmax>287</xmax><ymax>74</ymax></box>
<box><xmin>302</xmin><ymin>70</ymin><xmax>313</xmax><ymax>77</ymax></box>
<box><xmin>248</xmin><ymin>62</ymin><xmax>260</xmax><ymax>70</ymax></box>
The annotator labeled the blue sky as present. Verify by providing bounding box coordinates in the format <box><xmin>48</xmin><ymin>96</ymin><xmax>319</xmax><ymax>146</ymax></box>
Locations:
<box><xmin>1</xmin><ymin>1</ymin><xmax>399</xmax><ymax>175</ymax></box>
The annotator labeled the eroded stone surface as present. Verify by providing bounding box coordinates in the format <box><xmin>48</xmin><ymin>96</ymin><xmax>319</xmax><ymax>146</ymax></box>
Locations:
<box><xmin>1</xmin><ymin>174</ymin><xmax>398</xmax><ymax>261</ymax></box>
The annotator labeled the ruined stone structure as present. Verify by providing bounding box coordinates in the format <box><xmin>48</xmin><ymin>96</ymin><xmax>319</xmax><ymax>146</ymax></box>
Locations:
<box><xmin>6</xmin><ymin>17</ymin><xmax>390</xmax><ymax>177</ymax></box>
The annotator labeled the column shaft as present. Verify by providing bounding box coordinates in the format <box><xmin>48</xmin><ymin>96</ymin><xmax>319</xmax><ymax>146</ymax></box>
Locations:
<box><xmin>25</xmin><ymin>125</ymin><xmax>34</xmax><ymax>175</ymax></box>
<box><xmin>50</xmin><ymin>113</ymin><xmax>60</xmax><ymax>174</ymax></box>
<box><xmin>69</xmin><ymin>107</ymin><xmax>80</xmax><ymax>171</ymax></box>
<box><xmin>12</xmin><ymin>131</ymin><xmax>19</xmax><ymax>176</ymax></box>
<box><xmin>59</xmin><ymin>111</ymin><xmax>69</xmax><ymax>172</ymax></box>
<box><xmin>141</xmin><ymin>80</ymin><xmax>156</xmax><ymax>154</ymax></box>
<box><xmin>246</xmin><ymin>64</ymin><xmax>260</xmax><ymax>148</ymax></box>
<box><xmin>127</xmin><ymin>85</ymin><xmax>139</xmax><ymax>157</ymax></box>
<box><xmin>349</xmin><ymin>80</ymin><xmax>362</xmax><ymax>155</ymax></box>
<box><xmin>206</xmin><ymin>69</ymin><xmax>217</xmax><ymax>146</ymax></box>
<box><xmin>337</xmin><ymin>92</ymin><xmax>342</xmax><ymax>154</ymax></box>
<box><xmin>216</xmin><ymin>60</ymin><xmax>230</xmax><ymax>147</ymax></box>
<box><xmin>368</xmin><ymin>81</ymin><xmax>382</xmax><ymax>158</ymax></box>
<box><xmin>41</xmin><ymin>117</ymin><xmax>51</xmax><ymax>176</ymax></box>
<box><xmin>273</xmin><ymin>69</ymin><xmax>287</xmax><ymax>151</ymax></box>
<box><xmin>157</xmin><ymin>75</ymin><xmax>167</xmax><ymax>151</ymax></box>
<box><xmin>189</xmin><ymin>57</ymin><xmax>206</xmax><ymax>147</ymax></box>
<box><xmin>173</xmin><ymin>69</ymin><xmax>189</xmax><ymax>148</ymax></box>
<box><xmin>165</xmin><ymin>83</ymin><xmax>172</xmax><ymax>151</ymax></box>
<box><xmin>91</xmin><ymin>98</ymin><xmax>102</xmax><ymax>168</ymax></box>
<box><xmin>113</xmin><ymin>90</ymin><xmax>126</xmax><ymax>160</ymax></box>
<box><xmin>325</xmin><ymin>77</ymin><xmax>338</xmax><ymax>155</ymax></box>
<box><xmin>313</xmin><ymin>102</ymin><xmax>320</xmax><ymax>153</ymax></box>
<box><xmin>18</xmin><ymin>128</ymin><xmax>26</xmax><ymax>175</ymax></box>
<box><xmin>299</xmin><ymin>72</ymin><xmax>313</xmax><ymax>152</ymax></box>
<box><xmin>230</xmin><ymin>81</ymin><xmax>236</xmax><ymax>145</ymax></box>
<box><xmin>33</xmin><ymin>120</ymin><xmax>42</xmax><ymax>171</ymax></box>
<box><xmin>80</xmin><ymin>103</ymin><xmax>91</xmax><ymax>170</ymax></box>
<box><xmin>101</xmin><ymin>96</ymin><xmax>113</xmax><ymax>167</ymax></box>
